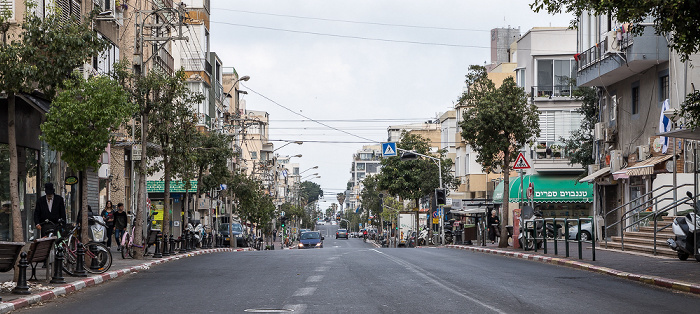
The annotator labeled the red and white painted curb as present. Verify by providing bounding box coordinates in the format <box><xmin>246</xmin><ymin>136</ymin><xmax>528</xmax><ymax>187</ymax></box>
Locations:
<box><xmin>444</xmin><ymin>244</ymin><xmax>700</xmax><ymax>295</ymax></box>
<box><xmin>0</xmin><ymin>248</ymin><xmax>252</xmax><ymax>313</ymax></box>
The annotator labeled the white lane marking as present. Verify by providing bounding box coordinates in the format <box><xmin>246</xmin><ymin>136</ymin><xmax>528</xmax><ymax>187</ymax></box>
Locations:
<box><xmin>328</xmin><ymin>256</ymin><xmax>339</xmax><ymax>260</ymax></box>
<box><xmin>293</xmin><ymin>287</ymin><xmax>317</xmax><ymax>297</ymax></box>
<box><xmin>306</xmin><ymin>275</ymin><xmax>324</xmax><ymax>282</ymax></box>
<box><xmin>370</xmin><ymin>249</ymin><xmax>505</xmax><ymax>314</ymax></box>
<box><xmin>322</xmin><ymin>260</ymin><xmax>332</xmax><ymax>265</ymax></box>
<box><xmin>314</xmin><ymin>266</ymin><xmax>329</xmax><ymax>272</ymax></box>
<box><xmin>284</xmin><ymin>304</ymin><xmax>307</xmax><ymax>313</ymax></box>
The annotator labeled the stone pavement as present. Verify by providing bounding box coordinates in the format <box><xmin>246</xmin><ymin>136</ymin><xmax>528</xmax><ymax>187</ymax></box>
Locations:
<box><xmin>0</xmin><ymin>247</ymin><xmax>251</xmax><ymax>313</ymax></box>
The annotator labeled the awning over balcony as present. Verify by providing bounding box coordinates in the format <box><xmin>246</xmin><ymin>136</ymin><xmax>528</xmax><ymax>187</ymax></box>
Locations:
<box><xmin>493</xmin><ymin>175</ymin><xmax>593</xmax><ymax>204</ymax></box>
<box><xmin>579</xmin><ymin>167</ymin><xmax>611</xmax><ymax>183</ymax></box>
<box><xmin>616</xmin><ymin>154</ymin><xmax>674</xmax><ymax>177</ymax></box>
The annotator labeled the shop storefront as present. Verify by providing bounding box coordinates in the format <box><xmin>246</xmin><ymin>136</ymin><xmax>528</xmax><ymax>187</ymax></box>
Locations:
<box><xmin>146</xmin><ymin>180</ymin><xmax>198</xmax><ymax>237</ymax></box>
<box><xmin>493</xmin><ymin>175</ymin><xmax>593</xmax><ymax>219</ymax></box>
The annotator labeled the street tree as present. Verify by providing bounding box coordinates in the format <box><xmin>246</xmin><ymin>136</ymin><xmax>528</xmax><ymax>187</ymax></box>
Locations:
<box><xmin>41</xmin><ymin>75</ymin><xmax>134</xmax><ymax>243</ymax></box>
<box><xmin>336</xmin><ymin>192</ymin><xmax>345</xmax><ymax>211</ymax></box>
<box><xmin>458</xmin><ymin>65</ymin><xmax>540</xmax><ymax>248</ymax></box>
<box><xmin>0</xmin><ymin>4</ymin><xmax>107</xmax><ymax>242</ymax></box>
<box><xmin>360</xmin><ymin>175</ymin><xmax>383</xmax><ymax>224</ymax></box>
<box><xmin>299</xmin><ymin>181</ymin><xmax>323</xmax><ymax>208</ymax></box>
<box><xmin>147</xmin><ymin>69</ymin><xmax>202</xmax><ymax>238</ymax></box>
<box><xmin>193</xmin><ymin>131</ymin><xmax>233</xmax><ymax>214</ymax></box>
<box><xmin>377</xmin><ymin>132</ymin><xmax>458</xmax><ymax>232</ymax></box>
<box><xmin>561</xmin><ymin>85</ymin><xmax>598</xmax><ymax>173</ymax></box>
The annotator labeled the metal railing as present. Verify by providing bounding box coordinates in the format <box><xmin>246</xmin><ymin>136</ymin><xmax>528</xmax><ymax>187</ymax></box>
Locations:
<box><xmin>604</xmin><ymin>183</ymin><xmax>692</xmax><ymax>254</ymax></box>
<box><xmin>521</xmin><ymin>217</ymin><xmax>595</xmax><ymax>260</ymax></box>
<box><xmin>530</xmin><ymin>85</ymin><xmax>575</xmax><ymax>98</ymax></box>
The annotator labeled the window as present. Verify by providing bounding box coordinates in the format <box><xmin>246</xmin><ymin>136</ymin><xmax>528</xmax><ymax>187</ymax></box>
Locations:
<box><xmin>356</xmin><ymin>163</ymin><xmax>365</xmax><ymax>171</ymax></box>
<box><xmin>659</xmin><ymin>74</ymin><xmax>669</xmax><ymax>102</ymax></box>
<box><xmin>631</xmin><ymin>83</ymin><xmax>640</xmax><ymax>115</ymax></box>
<box><xmin>0</xmin><ymin>0</ymin><xmax>14</xmax><ymax>20</ymax></box>
<box><xmin>250</xmin><ymin>151</ymin><xmax>257</xmax><ymax>160</ymax></box>
<box><xmin>516</xmin><ymin>69</ymin><xmax>526</xmax><ymax>88</ymax></box>
<box><xmin>538</xmin><ymin>110</ymin><xmax>583</xmax><ymax>142</ymax></box>
<box><xmin>536</xmin><ymin>59</ymin><xmax>575</xmax><ymax>97</ymax></box>
<box><xmin>359</xmin><ymin>153</ymin><xmax>373</xmax><ymax>160</ymax></box>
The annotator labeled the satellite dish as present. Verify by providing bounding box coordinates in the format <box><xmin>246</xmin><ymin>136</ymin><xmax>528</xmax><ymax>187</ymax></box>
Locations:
<box><xmin>492</xmin><ymin>165</ymin><xmax>502</xmax><ymax>174</ymax></box>
<box><xmin>665</xmin><ymin>160</ymin><xmax>675</xmax><ymax>173</ymax></box>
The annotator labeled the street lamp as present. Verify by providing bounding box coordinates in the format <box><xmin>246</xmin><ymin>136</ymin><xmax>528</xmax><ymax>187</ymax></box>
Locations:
<box><xmin>301</xmin><ymin>173</ymin><xmax>318</xmax><ymax>180</ymax></box>
<box><xmin>221</xmin><ymin>75</ymin><xmax>250</xmax><ymax>103</ymax></box>
<box><xmin>299</xmin><ymin>165</ymin><xmax>318</xmax><ymax>175</ymax></box>
<box><xmin>273</xmin><ymin>141</ymin><xmax>303</xmax><ymax>153</ymax></box>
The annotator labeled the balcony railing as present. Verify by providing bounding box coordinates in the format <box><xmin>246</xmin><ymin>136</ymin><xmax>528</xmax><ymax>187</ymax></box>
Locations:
<box><xmin>155</xmin><ymin>48</ymin><xmax>174</xmax><ymax>74</ymax></box>
<box><xmin>182</xmin><ymin>57</ymin><xmax>212</xmax><ymax>76</ymax></box>
<box><xmin>530</xmin><ymin>85</ymin><xmax>575</xmax><ymax>99</ymax></box>
<box><xmin>577</xmin><ymin>31</ymin><xmax>633</xmax><ymax>72</ymax></box>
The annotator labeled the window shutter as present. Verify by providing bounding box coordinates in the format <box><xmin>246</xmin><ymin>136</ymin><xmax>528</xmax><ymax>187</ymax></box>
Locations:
<box><xmin>0</xmin><ymin>0</ymin><xmax>14</xmax><ymax>20</ymax></box>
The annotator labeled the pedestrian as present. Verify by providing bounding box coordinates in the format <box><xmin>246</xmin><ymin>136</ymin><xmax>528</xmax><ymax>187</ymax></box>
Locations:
<box><xmin>487</xmin><ymin>209</ymin><xmax>500</xmax><ymax>244</ymax></box>
<box><xmin>113</xmin><ymin>203</ymin><xmax>128</xmax><ymax>251</ymax></box>
<box><xmin>101</xmin><ymin>200</ymin><xmax>115</xmax><ymax>248</ymax></box>
<box><xmin>34</xmin><ymin>183</ymin><xmax>67</xmax><ymax>237</ymax></box>
<box><xmin>273</xmin><ymin>228</ymin><xmax>277</xmax><ymax>242</ymax></box>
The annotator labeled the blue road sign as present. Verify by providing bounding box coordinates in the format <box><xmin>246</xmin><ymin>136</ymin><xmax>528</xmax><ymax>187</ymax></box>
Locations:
<box><xmin>381</xmin><ymin>142</ymin><xmax>397</xmax><ymax>157</ymax></box>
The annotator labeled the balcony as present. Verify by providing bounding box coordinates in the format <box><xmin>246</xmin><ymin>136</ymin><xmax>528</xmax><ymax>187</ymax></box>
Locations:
<box><xmin>182</xmin><ymin>57</ymin><xmax>211</xmax><ymax>84</ymax></box>
<box><xmin>577</xmin><ymin>26</ymin><xmax>668</xmax><ymax>87</ymax></box>
<box><xmin>155</xmin><ymin>48</ymin><xmax>174</xmax><ymax>74</ymax></box>
<box><xmin>530</xmin><ymin>85</ymin><xmax>574</xmax><ymax>100</ymax></box>
<box><xmin>215</xmin><ymin>81</ymin><xmax>223</xmax><ymax>103</ymax></box>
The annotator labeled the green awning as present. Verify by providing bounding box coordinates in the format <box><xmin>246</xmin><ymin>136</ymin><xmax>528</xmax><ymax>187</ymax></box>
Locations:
<box><xmin>147</xmin><ymin>180</ymin><xmax>198</xmax><ymax>193</ymax></box>
<box><xmin>493</xmin><ymin>175</ymin><xmax>593</xmax><ymax>204</ymax></box>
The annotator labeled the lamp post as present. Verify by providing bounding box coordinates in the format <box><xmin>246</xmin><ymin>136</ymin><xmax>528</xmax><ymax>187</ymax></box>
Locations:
<box><xmin>398</xmin><ymin>148</ymin><xmax>444</xmax><ymax>245</ymax></box>
<box><xmin>299</xmin><ymin>166</ymin><xmax>318</xmax><ymax>175</ymax></box>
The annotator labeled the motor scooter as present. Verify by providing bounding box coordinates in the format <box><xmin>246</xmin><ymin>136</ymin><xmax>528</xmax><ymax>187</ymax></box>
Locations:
<box><xmin>187</xmin><ymin>221</ymin><xmax>204</xmax><ymax>248</ymax></box>
<box><xmin>667</xmin><ymin>192</ymin><xmax>700</xmax><ymax>261</ymax></box>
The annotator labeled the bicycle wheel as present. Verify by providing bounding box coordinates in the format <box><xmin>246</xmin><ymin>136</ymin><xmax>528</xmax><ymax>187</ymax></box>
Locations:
<box><xmin>61</xmin><ymin>237</ymin><xmax>79</xmax><ymax>276</ymax></box>
<box><xmin>84</xmin><ymin>242</ymin><xmax>112</xmax><ymax>274</ymax></box>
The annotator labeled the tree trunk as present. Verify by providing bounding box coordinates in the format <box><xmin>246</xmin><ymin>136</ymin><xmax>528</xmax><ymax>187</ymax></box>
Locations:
<box><xmin>80</xmin><ymin>170</ymin><xmax>89</xmax><ymax>243</ymax></box>
<box><xmin>163</xmin><ymin>158</ymin><xmax>171</xmax><ymax>237</ymax></box>
<box><xmin>133</xmin><ymin>114</ymin><xmax>148</xmax><ymax>259</ymax></box>
<box><xmin>8</xmin><ymin>93</ymin><xmax>22</xmax><ymax>242</ymax></box>
<box><xmin>499</xmin><ymin>151</ymin><xmax>511</xmax><ymax>248</ymax></box>
<box><xmin>184</xmin><ymin>189</ymin><xmax>189</xmax><ymax>228</ymax></box>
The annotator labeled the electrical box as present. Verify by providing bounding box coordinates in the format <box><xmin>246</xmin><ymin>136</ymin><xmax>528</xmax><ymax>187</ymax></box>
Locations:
<box><xmin>637</xmin><ymin>145</ymin><xmax>650</xmax><ymax>161</ymax></box>
<box><xmin>610</xmin><ymin>150</ymin><xmax>623</xmax><ymax>172</ymax></box>
<box><xmin>594</xmin><ymin>122</ymin><xmax>605</xmax><ymax>141</ymax></box>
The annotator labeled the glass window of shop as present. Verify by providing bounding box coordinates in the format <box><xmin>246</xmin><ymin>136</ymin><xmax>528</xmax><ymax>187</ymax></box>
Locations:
<box><xmin>534</xmin><ymin>203</ymin><xmax>591</xmax><ymax>219</ymax></box>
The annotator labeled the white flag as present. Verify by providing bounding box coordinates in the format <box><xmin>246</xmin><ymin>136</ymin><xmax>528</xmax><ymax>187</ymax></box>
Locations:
<box><xmin>659</xmin><ymin>99</ymin><xmax>671</xmax><ymax>153</ymax></box>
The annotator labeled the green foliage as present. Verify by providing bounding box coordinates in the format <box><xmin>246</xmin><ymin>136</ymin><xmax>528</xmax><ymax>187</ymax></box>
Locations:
<box><xmin>530</xmin><ymin>0</ymin><xmax>700</xmax><ymax>62</ymax></box>
<box><xmin>377</xmin><ymin>132</ymin><xmax>458</xmax><ymax>203</ymax></box>
<box><xmin>195</xmin><ymin>131</ymin><xmax>234</xmax><ymax>194</ymax></box>
<box><xmin>678</xmin><ymin>91</ymin><xmax>700</xmax><ymax>130</ymax></box>
<box><xmin>299</xmin><ymin>181</ymin><xmax>323</xmax><ymax>206</ymax></box>
<box><xmin>360</xmin><ymin>175</ymin><xmax>383</xmax><ymax>215</ymax></box>
<box><xmin>562</xmin><ymin>86</ymin><xmax>598</xmax><ymax>169</ymax></box>
<box><xmin>41</xmin><ymin>75</ymin><xmax>134</xmax><ymax>171</ymax></box>
<box><xmin>458</xmin><ymin>65</ymin><xmax>540</xmax><ymax>173</ymax></box>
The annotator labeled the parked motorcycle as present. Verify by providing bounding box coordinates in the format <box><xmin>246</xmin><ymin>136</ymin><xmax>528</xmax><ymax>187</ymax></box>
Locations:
<box><xmin>667</xmin><ymin>192</ymin><xmax>700</xmax><ymax>261</ymax></box>
<box><xmin>417</xmin><ymin>227</ymin><xmax>432</xmax><ymax>246</ymax></box>
<box><xmin>187</xmin><ymin>221</ymin><xmax>204</xmax><ymax>248</ymax></box>
<box><xmin>519</xmin><ymin>211</ymin><xmax>545</xmax><ymax>250</ymax></box>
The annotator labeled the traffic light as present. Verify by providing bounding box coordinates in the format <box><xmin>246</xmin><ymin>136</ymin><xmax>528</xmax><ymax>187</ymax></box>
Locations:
<box><xmin>281</xmin><ymin>216</ymin><xmax>287</xmax><ymax>228</ymax></box>
<box><xmin>435</xmin><ymin>188</ymin><xmax>446</xmax><ymax>206</ymax></box>
<box><xmin>377</xmin><ymin>193</ymin><xmax>384</xmax><ymax>213</ymax></box>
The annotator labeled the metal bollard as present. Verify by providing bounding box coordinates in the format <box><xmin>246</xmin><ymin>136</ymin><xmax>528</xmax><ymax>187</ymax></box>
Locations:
<box><xmin>169</xmin><ymin>234</ymin><xmax>175</xmax><ymax>255</ymax></box>
<box><xmin>51</xmin><ymin>246</ymin><xmax>66</xmax><ymax>284</ymax></box>
<box><xmin>215</xmin><ymin>234</ymin><xmax>220</xmax><ymax>248</ymax></box>
<box><xmin>186</xmin><ymin>232</ymin><xmax>192</xmax><ymax>251</ymax></box>
<box><xmin>162</xmin><ymin>233</ymin><xmax>170</xmax><ymax>256</ymax></box>
<box><xmin>153</xmin><ymin>233</ymin><xmax>163</xmax><ymax>258</ymax></box>
<box><xmin>179</xmin><ymin>234</ymin><xmax>187</xmax><ymax>253</ymax></box>
<box><xmin>89</xmin><ymin>243</ymin><xmax>101</xmax><ymax>271</ymax></box>
<box><xmin>13</xmin><ymin>252</ymin><xmax>30</xmax><ymax>295</ymax></box>
<box><xmin>74</xmin><ymin>244</ymin><xmax>87</xmax><ymax>277</ymax></box>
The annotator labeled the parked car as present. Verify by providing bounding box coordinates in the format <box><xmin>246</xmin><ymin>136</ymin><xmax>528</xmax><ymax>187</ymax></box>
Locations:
<box><xmin>568</xmin><ymin>221</ymin><xmax>593</xmax><ymax>241</ymax></box>
<box><xmin>219</xmin><ymin>222</ymin><xmax>245</xmax><ymax>247</ymax></box>
<box><xmin>298</xmin><ymin>231</ymin><xmax>324</xmax><ymax>249</ymax></box>
<box><xmin>336</xmin><ymin>229</ymin><xmax>348</xmax><ymax>239</ymax></box>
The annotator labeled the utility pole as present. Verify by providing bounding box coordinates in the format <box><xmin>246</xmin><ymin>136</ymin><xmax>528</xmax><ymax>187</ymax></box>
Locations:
<box><xmin>132</xmin><ymin>3</ymin><xmax>189</xmax><ymax>253</ymax></box>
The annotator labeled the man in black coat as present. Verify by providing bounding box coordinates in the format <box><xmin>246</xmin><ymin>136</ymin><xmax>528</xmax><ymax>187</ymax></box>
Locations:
<box><xmin>34</xmin><ymin>182</ymin><xmax>66</xmax><ymax>237</ymax></box>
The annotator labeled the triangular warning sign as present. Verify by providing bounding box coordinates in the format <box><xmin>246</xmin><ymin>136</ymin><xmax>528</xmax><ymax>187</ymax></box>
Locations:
<box><xmin>384</xmin><ymin>145</ymin><xmax>395</xmax><ymax>156</ymax></box>
<box><xmin>512</xmin><ymin>152</ymin><xmax>531</xmax><ymax>169</ymax></box>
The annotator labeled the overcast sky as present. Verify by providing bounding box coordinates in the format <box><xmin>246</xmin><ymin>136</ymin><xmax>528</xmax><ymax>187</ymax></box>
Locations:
<box><xmin>210</xmin><ymin>0</ymin><xmax>573</xmax><ymax>211</ymax></box>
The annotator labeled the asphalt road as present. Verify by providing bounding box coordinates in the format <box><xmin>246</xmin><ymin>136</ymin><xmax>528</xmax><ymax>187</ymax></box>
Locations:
<box><xmin>20</xmin><ymin>223</ymin><xmax>700</xmax><ymax>313</ymax></box>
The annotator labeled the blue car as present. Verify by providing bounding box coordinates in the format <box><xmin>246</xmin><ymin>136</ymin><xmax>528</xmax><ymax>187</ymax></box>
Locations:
<box><xmin>298</xmin><ymin>231</ymin><xmax>324</xmax><ymax>249</ymax></box>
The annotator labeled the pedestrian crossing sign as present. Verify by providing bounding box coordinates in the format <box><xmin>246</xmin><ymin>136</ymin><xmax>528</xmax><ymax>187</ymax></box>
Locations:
<box><xmin>512</xmin><ymin>152</ymin><xmax>531</xmax><ymax>169</ymax></box>
<box><xmin>382</xmin><ymin>142</ymin><xmax>397</xmax><ymax>157</ymax></box>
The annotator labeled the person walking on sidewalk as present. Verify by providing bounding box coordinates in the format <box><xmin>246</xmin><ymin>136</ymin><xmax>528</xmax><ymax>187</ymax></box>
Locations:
<box><xmin>273</xmin><ymin>228</ymin><xmax>277</xmax><ymax>242</ymax></box>
<box><xmin>487</xmin><ymin>209</ymin><xmax>500</xmax><ymax>244</ymax></box>
<box><xmin>113</xmin><ymin>203</ymin><xmax>128</xmax><ymax>251</ymax></box>
<box><xmin>34</xmin><ymin>183</ymin><xmax>66</xmax><ymax>237</ymax></box>
<box><xmin>101</xmin><ymin>201</ymin><xmax>115</xmax><ymax>248</ymax></box>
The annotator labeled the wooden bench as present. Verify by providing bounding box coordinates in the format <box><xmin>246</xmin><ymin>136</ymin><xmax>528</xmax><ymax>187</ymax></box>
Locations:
<box><xmin>26</xmin><ymin>237</ymin><xmax>56</xmax><ymax>281</ymax></box>
<box><xmin>0</xmin><ymin>241</ymin><xmax>27</xmax><ymax>301</ymax></box>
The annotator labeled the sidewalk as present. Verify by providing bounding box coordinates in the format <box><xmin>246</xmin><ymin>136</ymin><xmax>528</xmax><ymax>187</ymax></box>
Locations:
<box><xmin>445</xmin><ymin>240</ymin><xmax>700</xmax><ymax>295</ymax></box>
<box><xmin>0</xmin><ymin>247</ymin><xmax>250</xmax><ymax>313</ymax></box>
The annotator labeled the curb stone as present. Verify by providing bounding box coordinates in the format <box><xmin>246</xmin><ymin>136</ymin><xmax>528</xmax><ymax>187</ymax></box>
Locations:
<box><xmin>0</xmin><ymin>248</ymin><xmax>252</xmax><ymax>313</ymax></box>
<box><xmin>444</xmin><ymin>244</ymin><xmax>700</xmax><ymax>296</ymax></box>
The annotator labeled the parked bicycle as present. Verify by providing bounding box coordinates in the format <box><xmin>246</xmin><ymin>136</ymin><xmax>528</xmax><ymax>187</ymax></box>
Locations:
<box><xmin>42</xmin><ymin>219</ymin><xmax>112</xmax><ymax>276</ymax></box>
<box><xmin>120</xmin><ymin>212</ymin><xmax>159</xmax><ymax>259</ymax></box>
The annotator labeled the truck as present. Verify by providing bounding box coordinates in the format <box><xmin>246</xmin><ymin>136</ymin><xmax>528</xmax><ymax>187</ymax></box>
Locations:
<box><xmin>397</xmin><ymin>212</ymin><xmax>417</xmax><ymax>247</ymax></box>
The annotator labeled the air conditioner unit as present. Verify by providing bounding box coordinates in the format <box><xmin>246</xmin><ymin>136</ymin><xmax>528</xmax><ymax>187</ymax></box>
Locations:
<box><xmin>606</xmin><ymin>30</ymin><xmax>621</xmax><ymax>53</ymax></box>
<box><xmin>594</xmin><ymin>122</ymin><xmax>605</xmax><ymax>141</ymax></box>
<box><xmin>637</xmin><ymin>145</ymin><xmax>650</xmax><ymax>161</ymax></box>
<box><xmin>605</xmin><ymin>128</ymin><xmax>617</xmax><ymax>143</ymax></box>
<box><xmin>610</xmin><ymin>150</ymin><xmax>623</xmax><ymax>172</ymax></box>
<box><xmin>588</xmin><ymin>164</ymin><xmax>599</xmax><ymax>175</ymax></box>
<box><xmin>78</xmin><ymin>63</ymin><xmax>95</xmax><ymax>79</ymax></box>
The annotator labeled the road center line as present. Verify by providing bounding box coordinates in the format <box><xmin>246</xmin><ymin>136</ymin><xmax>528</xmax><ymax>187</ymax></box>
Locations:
<box><xmin>306</xmin><ymin>275</ymin><xmax>324</xmax><ymax>282</ymax></box>
<box><xmin>283</xmin><ymin>304</ymin><xmax>307</xmax><ymax>313</ymax></box>
<box><xmin>370</xmin><ymin>249</ymin><xmax>505</xmax><ymax>314</ymax></box>
<box><xmin>314</xmin><ymin>266</ymin><xmax>329</xmax><ymax>272</ymax></box>
<box><xmin>292</xmin><ymin>287</ymin><xmax>317</xmax><ymax>297</ymax></box>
